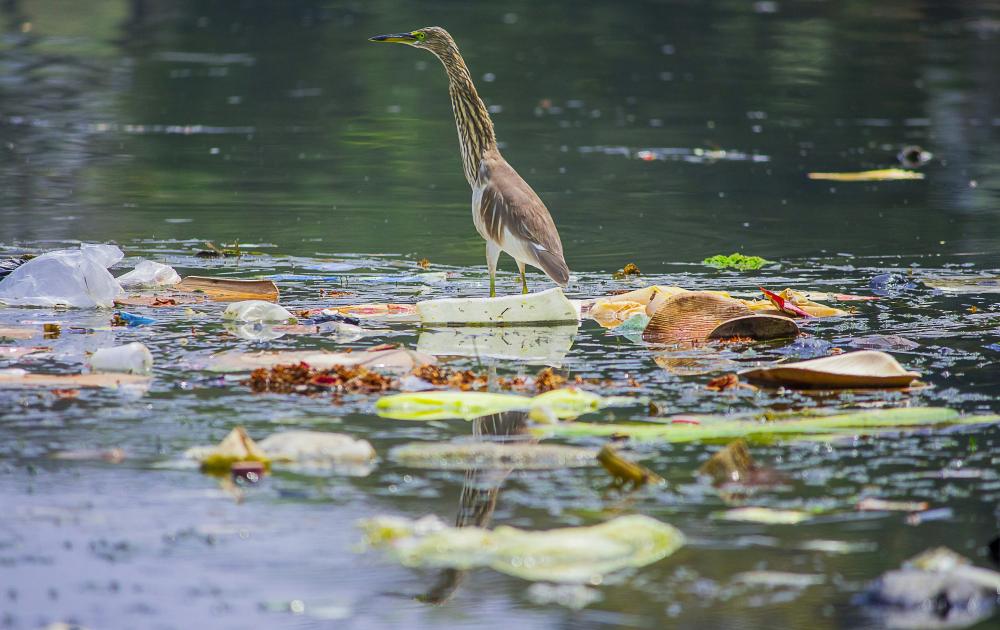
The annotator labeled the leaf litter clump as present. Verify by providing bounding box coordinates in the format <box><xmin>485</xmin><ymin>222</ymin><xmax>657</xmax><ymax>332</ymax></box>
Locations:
<box><xmin>246</xmin><ymin>363</ymin><xmax>589</xmax><ymax>397</ymax></box>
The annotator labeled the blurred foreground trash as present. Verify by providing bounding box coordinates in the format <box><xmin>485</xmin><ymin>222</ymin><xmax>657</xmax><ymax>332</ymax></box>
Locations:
<box><xmin>184</xmin><ymin>426</ymin><xmax>375</xmax><ymax>476</ymax></box>
<box><xmin>88</xmin><ymin>342</ymin><xmax>154</xmax><ymax>374</ymax></box>
<box><xmin>857</xmin><ymin>547</ymin><xmax>1000</xmax><ymax>629</ymax></box>
<box><xmin>0</xmin><ymin>244</ymin><xmax>124</xmax><ymax>308</ymax></box>
<box><xmin>358</xmin><ymin>513</ymin><xmax>684</xmax><ymax>583</ymax></box>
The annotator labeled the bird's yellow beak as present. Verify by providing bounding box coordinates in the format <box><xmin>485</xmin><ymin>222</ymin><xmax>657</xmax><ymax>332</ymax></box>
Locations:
<box><xmin>369</xmin><ymin>32</ymin><xmax>418</xmax><ymax>44</ymax></box>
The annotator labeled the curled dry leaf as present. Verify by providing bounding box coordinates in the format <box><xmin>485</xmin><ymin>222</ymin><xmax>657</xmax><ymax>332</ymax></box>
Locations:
<box><xmin>740</xmin><ymin>350</ymin><xmax>921</xmax><ymax>389</ymax></box>
<box><xmin>643</xmin><ymin>292</ymin><xmax>752</xmax><ymax>344</ymax></box>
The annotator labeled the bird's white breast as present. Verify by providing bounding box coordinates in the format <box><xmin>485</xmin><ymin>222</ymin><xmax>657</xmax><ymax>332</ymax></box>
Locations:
<box><xmin>471</xmin><ymin>181</ymin><xmax>488</xmax><ymax>241</ymax></box>
<box><xmin>470</xmin><ymin>181</ymin><xmax>541</xmax><ymax>270</ymax></box>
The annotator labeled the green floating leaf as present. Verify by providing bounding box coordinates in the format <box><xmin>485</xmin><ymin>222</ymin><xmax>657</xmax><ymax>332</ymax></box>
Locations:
<box><xmin>702</xmin><ymin>253</ymin><xmax>772</xmax><ymax>271</ymax></box>
<box><xmin>358</xmin><ymin>514</ymin><xmax>685</xmax><ymax>583</ymax></box>
<box><xmin>538</xmin><ymin>408</ymin><xmax>999</xmax><ymax>443</ymax></box>
<box><xmin>374</xmin><ymin>388</ymin><xmax>635</xmax><ymax>422</ymax></box>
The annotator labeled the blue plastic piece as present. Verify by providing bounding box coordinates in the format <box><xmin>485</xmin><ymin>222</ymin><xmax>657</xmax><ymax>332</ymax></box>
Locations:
<box><xmin>117</xmin><ymin>311</ymin><xmax>157</xmax><ymax>327</ymax></box>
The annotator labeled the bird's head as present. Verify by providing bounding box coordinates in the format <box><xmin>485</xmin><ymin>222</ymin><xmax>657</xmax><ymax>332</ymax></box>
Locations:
<box><xmin>369</xmin><ymin>26</ymin><xmax>456</xmax><ymax>57</ymax></box>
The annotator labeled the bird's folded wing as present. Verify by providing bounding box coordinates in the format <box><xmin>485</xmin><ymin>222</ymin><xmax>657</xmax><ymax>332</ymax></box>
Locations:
<box><xmin>479</xmin><ymin>155</ymin><xmax>569</xmax><ymax>284</ymax></box>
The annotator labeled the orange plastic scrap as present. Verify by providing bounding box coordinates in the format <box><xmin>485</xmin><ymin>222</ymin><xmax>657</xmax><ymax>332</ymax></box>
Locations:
<box><xmin>590</xmin><ymin>300</ymin><xmax>647</xmax><ymax>328</ymax></box>
<box><xmin>326</xmin><ymin>303</ymin><xmax>418</xmax><ymax>319</ymax></box>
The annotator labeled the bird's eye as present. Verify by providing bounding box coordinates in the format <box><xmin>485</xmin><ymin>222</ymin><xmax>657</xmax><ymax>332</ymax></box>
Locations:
<box><xmin>414</xmin><ymin>32</ymin><xmax>426</xmax><ymax>41</ymax></box>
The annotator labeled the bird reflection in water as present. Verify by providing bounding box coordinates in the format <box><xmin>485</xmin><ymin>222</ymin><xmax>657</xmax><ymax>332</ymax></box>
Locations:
<box><xmin>419</xmin><ymin>409</ymin><xmax>532</xmax><ymax>605</ymax></box>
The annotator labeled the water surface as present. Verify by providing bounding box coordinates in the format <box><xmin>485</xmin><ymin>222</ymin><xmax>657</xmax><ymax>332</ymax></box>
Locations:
<box><xmin>1</xmin><ymin>1</ymin><xmax>999</xmax><ymax>628</ymax></box>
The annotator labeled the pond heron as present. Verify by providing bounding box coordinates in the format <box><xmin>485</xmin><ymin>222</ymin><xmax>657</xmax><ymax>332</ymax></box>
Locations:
<box><xmin>370</xmin><ymin>27</ymin><xmax>569</xmax><ymax>297</ymax></box>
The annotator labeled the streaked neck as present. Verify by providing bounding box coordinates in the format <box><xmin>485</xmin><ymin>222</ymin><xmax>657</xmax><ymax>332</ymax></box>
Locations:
<box><xmin>434</xmin><ymin>46</ymin><xmax>496</xmax><ymax>187</ymax></box>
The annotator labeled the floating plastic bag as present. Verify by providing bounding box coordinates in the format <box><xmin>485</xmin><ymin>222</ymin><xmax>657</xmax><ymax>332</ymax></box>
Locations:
<box><xmin>222</xmin><ymin>300</ymin><xmax>294</xmax><ymax>323</ymax></box>
<box><xmin>116</xmin><ymin>260</ymin><xmax>181</xmax><ymax>288</ymax></box>
<box><xmin>0</xmin><ymin>244</ymin><xmax>124</xmax><ymax>308</ymax></box>
<box><xmin>88</xmin><ymin>342</ymin><xmax>153</xmax><ymax>374</ymax></box>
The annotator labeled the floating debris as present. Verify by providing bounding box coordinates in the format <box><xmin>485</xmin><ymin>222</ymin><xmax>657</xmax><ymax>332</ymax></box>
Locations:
<box><xmin>185</xmin><ymin>427</ymin><xmax>271</xmax><ymax>475</ymax></box>
<box><xmin>740</xmin><ymin>350</ymin><xmax>920</xmax><ymax>388</ymax></box>
<box><xmin>643</xmin><ymin>292</ymin><xmax>751</xmax><ymax>344</ymax></box>
<box><xmin>375</xmin><ymin>388</ymin><xmax>633</xmax><ymax>422</ymax></box>
<box><xmin>223</xmin><ymin>300</ymin><xmax>294</xmax><ymax>323</ymax></box>
<box><xmin>245</xmin><ymin>362</ymin><xmax>395</xmax><ymax>396</ymax></box>
<box><xmin>205</xmin><ymin>346</ymin><xmax>434</xmax><ymax>373</ymax></box>
<box><xmin>358</xmin><ymin>514</ymin><xmax>685</xmax><ymax>583</ymax></box>
<box><xmin>857</xmin><ymin>547</ymin><xmax>1000</xmax><ymax>629</ymax></box>
<box><xmin>540</xmin><ymin>408</ymin><xmax>997</xmax><ymax>443</ymax></box>
<box><xmin>923</xmin><ymin>275</ymin><xmax>1000</xmax><ymax>295</ymax></box>
<box><xmin>87</xmin><ymin>343</ymin><xmax>153</xmax><ymax>375</ymax></box>
<box><xmin>857</xmin><ymin>498</ymin><xmax>930</xmax><ymax>513</ymax></box>
<box><xmin>702</xmin><ymin>253</ymin><xmax>771</xmax><ymax>271</ymax></box>
<box><xmin>597</xmin><ymin>444</ymin><xmax>663</xmax><ymax>489</ymax></box>
<box><xmin>715</xmin><ymin>507</ymin><xmax>813</xmax><ymax>525</ymax></box>
<box><xmin>612</xmin><ymin>263</ymin><xmax>641</xmax><ymax>279</ymax></box>
<box><xmin>807</xmin><ymin>168</ymin><xmax>924</xmax><ymax>181</ymax></box>
<box><xmin>390</xmin><ymin>441</ymin><xmax>597</xmax><ymax>470</ymax></box>
<box><xmin>417</xmin><ymin>287</ymin><xmax>581</xmax><ymax>325</ymax></box>
<box><xmin>0</xmin><ymin>370</ymin><xmax>151</xmax><ymax>390</ymax></box>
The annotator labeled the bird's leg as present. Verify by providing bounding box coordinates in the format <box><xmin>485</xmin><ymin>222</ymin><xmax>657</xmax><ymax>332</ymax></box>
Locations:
<box><xmin>486</xmin><ymin>241</ymin><xmax>502</xmax><ymax>298</ymax></box>
<box><xmin>517</xmin><ymin>261</ymin><xmax>528</xmax><ymax>295</ymax></box>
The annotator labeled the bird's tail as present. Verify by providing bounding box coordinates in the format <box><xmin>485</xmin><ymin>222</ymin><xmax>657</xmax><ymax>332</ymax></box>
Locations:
<box><xmin>535</xmin><ymin>249</ymin><xmax>570</xmax><ymax>286</ymax></box>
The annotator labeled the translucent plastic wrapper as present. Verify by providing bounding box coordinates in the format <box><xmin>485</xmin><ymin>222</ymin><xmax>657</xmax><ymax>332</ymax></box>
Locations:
<box><xmin>87</xmin><ymin>342</ymin><xmax>154</xmax><ymax>374</ymax></box>
<box><xmin>116</xmin><ymin>260</ymin><xmax>181</xmax><ymax>288</ymax></box>
<box><xmin>0</xmin><ymin>244</ymin><xmax>124</xmax><ymax>308</ymax></box>
<box><xmin>222</xmin><ymin>300</ymin><xmax>294</xmax><ymax>323</ymax></box>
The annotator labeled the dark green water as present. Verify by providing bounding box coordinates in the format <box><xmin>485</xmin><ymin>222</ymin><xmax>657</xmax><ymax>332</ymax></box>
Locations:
<box><xmin>1</xmin><ymin>1</ymin><xmax>999</xmax><ymax>628</ymax></box>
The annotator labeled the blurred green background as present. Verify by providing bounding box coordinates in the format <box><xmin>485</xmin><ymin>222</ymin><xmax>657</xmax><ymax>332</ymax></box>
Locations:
<box><xmin>1</xmin><ymin>0</ymin><xmax>997</xmax><ymax>269</ymax></box>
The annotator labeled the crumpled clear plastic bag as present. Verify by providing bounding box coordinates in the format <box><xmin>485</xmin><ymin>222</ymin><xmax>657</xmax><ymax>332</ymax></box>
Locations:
<box><xmin>222</xmin><ymin>300</ymin><xmax>294</xmax><ymax>323</ymax></box>
<box><xmin>0</xmin><ymin>244</ymin><xmax>124</xmax><ymax>308</ymax></box>
<box><xmin>116</xmin><ymin>260</ymin><xmax>181</xmax><ymax>288</ymax></box>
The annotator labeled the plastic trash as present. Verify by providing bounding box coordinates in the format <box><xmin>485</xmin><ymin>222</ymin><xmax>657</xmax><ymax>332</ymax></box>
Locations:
<box><xmin>88</xmin><ymin>342</ymin><xmax>153</xmax><ymax>374</ymax></box>
<box><xmin>0</xmin><ymin>243</ymin><xmax>124</xmax><ymax>308</ymax></box>
<box><xmin>222</xmin><ymin>300</ymin><xmax>294</xmax><ymax>323</ymax></box>
<box><xmin>416</xmin><ymin>287</ymin><xmax>581</xmax><ymax>325</ymax></box>
<box><xmin>116</xmin><ymin>260</ymin><xmax>181</xmax><ymax>288</ymax></box>
<box><xmin>115</xmin><ymin>311</ymin><xmax>157</xmax><ymax>327</ymax></box>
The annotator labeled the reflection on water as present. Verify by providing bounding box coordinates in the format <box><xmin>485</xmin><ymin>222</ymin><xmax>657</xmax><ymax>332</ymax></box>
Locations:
<box><xmin>422</xmin><ymin>410</ymin><xmax>532</xmax><ymax>605</ymax></box>
<box><xmin>417</xmin><ymin>324</ymin><xmax>579</xmax><ymax>364</ymax></box>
